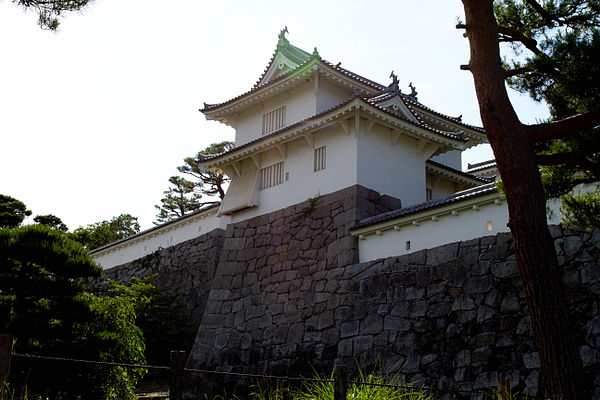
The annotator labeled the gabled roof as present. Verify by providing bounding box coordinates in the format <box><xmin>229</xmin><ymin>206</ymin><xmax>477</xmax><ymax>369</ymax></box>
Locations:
<box><xmin>467</xmin><ymin>159</ymin><xmax>497</xmax><ymax>172</ymax></box>
<box><xmin>254</xmin><ymin>26</ymin><xmax>313</xmax><ymax>87</ymax></box>
<box><xmin>197</xmin><ymin>95</ymin><xmax>468</xmax><ymax>171</ymax></box>
<box><xmin>426</xmin><ymin>159</ymin><xmax>493</xmax><ymax>186</ymax></box>
<box><xmin>351</xmin><ymin>183</ymin><xmax>498</xmax><ymax>231</ymax></box>
<box><xmin>89</xmin><ymin>203</ymin><xmax>221</xmax><ymax>254</ymax></box>
<box><xmin>201</xmin><ymin>30</ymin><xmax>486</xmax><ymax>145</ymax></box>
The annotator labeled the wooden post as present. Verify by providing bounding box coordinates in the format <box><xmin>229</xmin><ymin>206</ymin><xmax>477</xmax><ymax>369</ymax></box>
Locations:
<box><xmin>333</xmin><ymin>365</ymin><xmax>347</xmax><ymax>400</ymax></box>
<box><xmin>170</xmin><ymin>351</ymin><xmax>186</xmax><ymax>400</ymax></box>
<box><xmin>497</xmin><ymin>378</ymin><xmax>510</xmax><ymax>400</ymax></box>
<box><xmin>0</xmin><ymin>335</ymin><xmax>13</xmax><ymax>386</ymax></box>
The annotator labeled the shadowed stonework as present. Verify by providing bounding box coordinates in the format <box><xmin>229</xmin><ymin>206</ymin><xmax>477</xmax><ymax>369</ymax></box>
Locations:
<box><xmin>98</xmin><ymin>187</ymin><xmax>599</xmax><ymax>397</ymax></box>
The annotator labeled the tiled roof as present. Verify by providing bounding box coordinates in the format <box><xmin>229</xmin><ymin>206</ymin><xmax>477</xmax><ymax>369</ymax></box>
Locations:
<box><xmin>198</xmin><ymin>95</ymin><xmax>467</xmax><ymax>165</ymax></box>
<box><xmin>426</xmin><ymin>159</ymin><xmax>493</xmax><ymax>184</ymax></box>
<box><xmin>89</xmin><ymin>202</ymin><xmax>221</xmax><ymax>254</ymax></box>
<box><xmin>320</xmin><ymin>60</ymin><xmax>386</xmax><ymax>91</ymax></box>
<box><xmin>253</xmin><ymin>39</ymin><xmax>312</xmax><ymax>88</ymax></box>
<box><xmin>201</xmin><ymin>55</ymin><xmax>316</xmax><ymax>112</ymax></box>
<box><xmin>467</xmin><ymin>159</ymin><xmax>497</xmax><ymax>171</ymax></box>
<box><xmin>401</xmin><ymin>95</ymin><xmax>485</xmax><ymax>133</ymax></box>
<box><xmin>351</xmin><ymin>183</ymin><xmax>498</xmax><ymax>230</ymax></box>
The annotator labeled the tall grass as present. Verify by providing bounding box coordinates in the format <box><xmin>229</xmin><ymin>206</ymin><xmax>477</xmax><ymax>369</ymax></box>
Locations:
<box><xmin>291</xmin><ymin>365</ymin><xmax>433</xmax><ymax>400</ymax></box>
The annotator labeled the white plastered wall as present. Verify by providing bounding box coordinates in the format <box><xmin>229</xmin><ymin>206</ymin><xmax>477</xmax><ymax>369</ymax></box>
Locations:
<box><xmin>426</xmin><ymin>174</ymin><xmax>458</xmax><ymax>200</ymax></box>
<box><xmin>430</xmin><ymin>149</ymin><xmax>462</xmax><ymax>170</ymax></box>
<box><xmin>230</xmin><ymin>127</ymin><xmax>358</xmax><ymax>223</ymax></box>
<box><xmin>91</xmin><ymin>211</ymin><xmax>230</xmax><ymax>270</ymax></box>
<box><xmin>357</xmin><ymin>126</ymin><xmax>426</xmax><ymax>207</ymax></box>
<box><xmin>316</xmin><ymin>80</ymin><xmax>353</xmax><ymax>113</ymax></box>
<box><xmin>232</xmin><ymin>82</ymin><xmax>317</xmax><ymax>147</ymax></box>
<box><xmin>357</xmin><ymin>199</ymin><xmax>510</xmax><ymax>263</ymax></box>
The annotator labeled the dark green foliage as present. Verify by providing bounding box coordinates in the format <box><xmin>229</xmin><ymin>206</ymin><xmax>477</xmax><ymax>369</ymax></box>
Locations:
<box><xmin>178</xmin><ymin>141</ymin><xmax>234</xmax><ymax>200</ymax></box>
<box><xmin>33</xmin><ymin>214</ymin><xmax>68</xmax><ymax>233</ymax></box>
<box><xmin>154</xmin><ymin>141</ymin><xmax>233</xmax><ymax>224</ymax></box>
<box><xmin>561</xmin><ymin>186</ymin><xmax>600</xmax><ymax>229</ymax></box>
<box><xmin>154</xmin><ymin>176</ymin><xmax>205</xmax><ymax>224</ymax></box>
<box><xmin>494</xmin><ymin>0</ymin><xmax>600</xmax><ymax>226</ymax></box>
<box><xmin>69</xmin><ymin>213</ymin><xmax>140</xmax><ymax>250</ymax></box>
<box><xmin>0</xmin><ymin>225</ymin><xmax>145</xmax><ymax>399</ymax></box>
<box><xmin>13</xmin><ymin>0</ymin><xmax>93</xmax><ymax>30</ymax></box>
<box><xmin>0</xmin><ymin>195</ymin><xmax>31</xmax><ymax>228</ymax></box>
<box><xmin>108</xmin><ymin>276</ymin><xmax>193</xmax><ymax>365</ymax></box>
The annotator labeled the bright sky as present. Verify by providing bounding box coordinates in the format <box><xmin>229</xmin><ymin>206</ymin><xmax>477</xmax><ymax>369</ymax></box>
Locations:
<box><xmin>0</xmin><ymin>0</ymin><xmax>550</xmax><ymax>230</ymax></box>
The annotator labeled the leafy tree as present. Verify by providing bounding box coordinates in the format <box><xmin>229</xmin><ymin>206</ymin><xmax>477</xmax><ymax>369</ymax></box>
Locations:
<box><xmin>561</xmin><ymin>185</ymin><xmax>600</xmax><ymax>229</ymax></box>
<box><xmin>154</xmin><ymin>176</ymin><xmax>204</xmax><ymax>224</ymax></box>
<box><xmin>0</xmin><ymin>224</ymin><xmax>145</xmax><ymax>399</ymax></box>
<box><xmin>33</xmin><ymin>214</ymin><xmax>68</xmax><ymax>233</ymax></box>
<box><xmin>496</xmin><ymin>5</ymin><xmax>600</xmax><ymax>229</ymax></box>
<box><xmin>459</xmin><ymin>1</ymin><xmax>600</xmax><ymax>398</ymax></box>
<box><xmin>0</xmin><ymin>195</ymin><xmax>31</xmax><ymax>228</ymax></box>
<box><xmin>154</xmin><ymin>141</ymin><xmax>233</xmax><ymax>225</ymax></box>
<box><xmin>70</xmin><ymin>213</ymin><xmax>140</xmax><ymax>250</ymax></box>
<box><xmin>107</xmin><ymin>276</ymin><xmax>193</xmax><ymax>366</ymax></box>
<box><xmin>12</xmin><ymin>0</ymin><xmax>93</xmax><ymax>30</ymax></box>
<box><xmin>178</xmin><ymin>141</ymin><xmax>234</xmax><ymax>200</ymax></box>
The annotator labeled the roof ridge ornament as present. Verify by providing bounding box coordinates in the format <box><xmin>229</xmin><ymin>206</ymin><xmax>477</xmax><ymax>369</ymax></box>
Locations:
<box><xmin>388</xmin><ymin>71</ymin><xmax>399</xmax><ymax>92</ymax></box>
<box><xmin>312</xmin><ymin>47</ymin><xmax>320</xmax><ymax>59</ymax></box>
<box><xmin>408</xmin><ymin>82</ymin><xmax>418</xmax><ymax>101</ymax></box>
<box><xmin>277</xmin><ymin>26</ymin><xmax>289</xmax><ymax>48</ymax></box>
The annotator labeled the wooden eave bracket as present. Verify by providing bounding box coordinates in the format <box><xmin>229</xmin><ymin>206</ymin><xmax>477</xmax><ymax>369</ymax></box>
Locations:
<box><xmin>275</xmin><ymin>144</ymin><xmax>287</xmax><ymax>159</ymax></box>
<box><xmin>303</xmin><ymin>133</ymin><xmax>315</xmax><ymax>149</ymax></box>
<box><xmin>390</xmin><ymin>129</ymin><xmax>401</xmax><ymax>145</ymax></box>
<box><xmin>365</xmin><ymin>119</ymin><xmax>376</xmax><ymax>136</ymax></box>
<box><xmin>338</xmin><ymin>120</ymin><xmax>351</xmax><ymax>136</ymax></box>
<box><xmin>250</xmin><ymin>155</ymin><xmax>261</xmax><ymax>170</ymax></box>
<box><xmin>416</xmin><ymin>139</ymin><xmax>440</xmax><ymax>159</ymax></box>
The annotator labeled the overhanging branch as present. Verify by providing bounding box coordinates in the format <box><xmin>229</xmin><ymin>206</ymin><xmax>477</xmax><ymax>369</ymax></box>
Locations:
<box><xmin>529</xmin><ymin>106</ymin><xmax>600</xmax><ymax>142</ymax></box>
<box><xmin>537</xmin><ymin>151</ymin><xmax>600</xmax><ymax>178</ymax></box>
<box><xmin>497</xmin><ymin>26</ymin><xmax>541</xmax><ymax>55</ymax></box>
<box><xmin>504</xmin><ymin>67</ymin><xmax>531</xmax><ymax>78</ymax></box>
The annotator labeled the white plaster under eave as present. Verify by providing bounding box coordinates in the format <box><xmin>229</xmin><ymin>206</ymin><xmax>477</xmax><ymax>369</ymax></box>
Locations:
<box><xmin>91</xmin><ymin>207</ymin><xmax>230</xmax><ymax>270</ymax></box>
<box><xmin>352</xmin><ymin>193</ymin><xmax>508</xmax><ymax>262</ymax></box>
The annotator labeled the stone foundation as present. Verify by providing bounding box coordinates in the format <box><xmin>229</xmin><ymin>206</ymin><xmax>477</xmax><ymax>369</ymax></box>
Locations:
<box><xmin>187</xmin><ymin>193</ymin><xmax>599</xmax><ymax>398</ymax></box>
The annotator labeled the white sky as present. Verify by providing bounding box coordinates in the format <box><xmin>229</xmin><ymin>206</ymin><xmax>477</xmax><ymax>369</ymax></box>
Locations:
<box><xmin>0</xmin><ymin>0</ymin><xmax>550</xmax><ymax>230</ymax></box>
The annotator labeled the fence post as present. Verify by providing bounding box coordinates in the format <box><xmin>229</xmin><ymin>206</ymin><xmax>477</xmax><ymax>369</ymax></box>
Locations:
<box><xmin>0</xmin><ymin>335</ymin><xmax>13</xmax><ymax>386</ymax></box>
<box><xmin>333</xmin><ymin>364</ymin><xmax>347</xmax><ymax>400</ymax></box>
<box><xmin>497</xmin><ymin>378</ymin><xmax>510</xmax><ymax>400</ymax></box>
<box><xmin>170</xmin><ymin>351</ymin><xmax>186</xmax><ymax>400</ymax></box>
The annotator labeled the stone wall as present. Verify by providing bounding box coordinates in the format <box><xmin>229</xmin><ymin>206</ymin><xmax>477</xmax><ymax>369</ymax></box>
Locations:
<box><xmin>97</xmin><ymin>228</ymin><xmax>225</xmax><ymax>329</ymax></box>
<box><xmin>187</xmin><ymin>194</ymin><xmax>600</xmax><ymax>398</ymax></box>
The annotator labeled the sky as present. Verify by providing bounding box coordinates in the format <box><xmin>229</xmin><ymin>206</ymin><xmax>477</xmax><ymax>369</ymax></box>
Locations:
<box><xmin>0</xmin><ymin>0</ymin><xmax>550</xmax><ymax>231</ymax></box>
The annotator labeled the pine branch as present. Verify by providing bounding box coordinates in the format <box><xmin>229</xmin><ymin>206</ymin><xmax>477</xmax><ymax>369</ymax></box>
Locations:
<box><xmin>529</xmin><ymin>106</ymin><xmax>600</xmax><ymax>142</ymax></box>
<box><xmin>504</xmin><ymin>66</ymin><xmax>531</xmax><ymax>78</ymax></box>
<box><xmin>497</xmin><ymin>26</ymin><xmax>541</xmax><ymax>55</ymax></box>
<box><xmin>537</xmin><ymin>151</ymin><xmax>600</xmax><ymax>178</ymax></box>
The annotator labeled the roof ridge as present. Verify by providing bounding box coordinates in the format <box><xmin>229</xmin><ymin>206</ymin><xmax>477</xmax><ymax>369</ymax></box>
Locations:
<box><xmin>351</xmin><ymin>183</ymin><xmax>498</xmax><ymax>230</ymax></box>
<box><xmin>89</xmin><ymin>202</ymin><xmax>221</xmax><ymax>253</ymax></box>
<box><xmin>426</xmin><ymin>159</ymin><xmax>493</xmax><ymax>183</ymax></box>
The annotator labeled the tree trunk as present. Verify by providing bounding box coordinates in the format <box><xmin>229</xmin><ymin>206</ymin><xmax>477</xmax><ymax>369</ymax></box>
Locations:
<box><xmin>460</xmin><ymin>1</ymin><xmax>588</xmax><ymax>399</ymax></box>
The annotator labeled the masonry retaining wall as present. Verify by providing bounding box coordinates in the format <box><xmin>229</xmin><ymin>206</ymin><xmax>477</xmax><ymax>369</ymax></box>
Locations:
<box><xmin>97</xmin><ymin>228</ymin><xmax>225</xmax><ymax>330</ymax></box>
<box><xmin>95</xmin><ymin>186</ymin><xmax>599</xmax><ymax>398</ymax></box>
<box><xmin>186</xmin><ymin>192</ymin><xmax>599</xmax><ymax>398</ymax></box>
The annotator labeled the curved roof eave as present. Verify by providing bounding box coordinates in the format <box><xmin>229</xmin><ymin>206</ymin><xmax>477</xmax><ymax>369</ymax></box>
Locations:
<box><xmin>198</xmin><ymin>97</ymin><xmax>468</xmax><ymax>170</ymax></box>
<box><xmin>200</xmin><ymin>59</ymin><xmax>385</xmax><ymax>119</ymax></box>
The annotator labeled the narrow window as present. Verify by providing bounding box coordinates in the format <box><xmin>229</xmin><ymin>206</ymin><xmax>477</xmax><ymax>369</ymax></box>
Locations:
<box><xmin>487</xmin><ymin>221</ymin><xmax>493</xmax><ymax>232</ymax></box>
<box><xmin>426</xmin><ymin>188</ymin><xmax>433</xmax><ymax>201</ymax></box>
<box><xmin>314</xmin><ymin>146</ymin><xmax>326</xmax><ymax>171</ymax></box>
<box><xmin>405</xmin><ymin>240</ymin><xmax>411</xmax><ymax>250</ymax></box>
<box><xmin>262</xmin><ymin>105</ymin><xmax>286</xmax><ymax>135</ymax></box>
<box><xmin>260</xmin><ymin>162</ymin><xmax>284</xmax><ymax>190</ymax></box>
